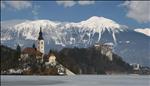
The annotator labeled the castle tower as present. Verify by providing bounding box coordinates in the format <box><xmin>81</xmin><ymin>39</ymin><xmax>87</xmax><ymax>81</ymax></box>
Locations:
<box><xmin>37</xmin><ymin>27</ymin><xmax>44</xmax><ymax>54</ymax></box>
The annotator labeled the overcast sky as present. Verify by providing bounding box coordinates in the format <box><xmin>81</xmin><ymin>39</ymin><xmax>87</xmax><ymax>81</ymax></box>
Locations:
<box><xmin>1</xmin><ymin>1</ymin><xmax>150</xmax><ymax>29</ymax></box>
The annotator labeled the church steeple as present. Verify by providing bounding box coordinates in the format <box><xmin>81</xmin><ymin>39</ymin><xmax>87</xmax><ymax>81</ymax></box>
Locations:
<box><xmin>37</xmin><ymin>27</ymin><xmax>44</xmax><ymax>54</ymax></box>
<box><xmin>38</xmin><ymin>27</ymin><xmax>44</xmax><ymax>40</ymax></box>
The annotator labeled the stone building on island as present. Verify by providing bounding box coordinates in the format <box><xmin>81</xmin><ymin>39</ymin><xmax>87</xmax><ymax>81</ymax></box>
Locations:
<box><xmin>94</xmin><ymin>43</ymin><xmax>113</xmax><ymax>61</ymax></box>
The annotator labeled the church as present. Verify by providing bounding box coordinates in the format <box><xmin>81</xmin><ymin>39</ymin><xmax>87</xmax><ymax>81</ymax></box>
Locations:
<box><xmin>21</xmin><ymin>27</ymin><xmax>56</xmax><ymax>65</ymax></box>
<box><xmin>20</xmin><ymin>27</ymin><xmax>75</xmax><ymax>75</ymax></box>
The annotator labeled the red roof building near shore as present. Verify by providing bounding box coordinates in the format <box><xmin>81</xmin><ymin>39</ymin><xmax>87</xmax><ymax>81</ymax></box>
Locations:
<box><xmin>22</xmin><ymin>47</ymin><xmax>42</xmax><ymax>56</ymax></box>
<box><xmin>21</xmin><ymin>47</ymin><xmax>43</xmax><ymax>60</ymax></box>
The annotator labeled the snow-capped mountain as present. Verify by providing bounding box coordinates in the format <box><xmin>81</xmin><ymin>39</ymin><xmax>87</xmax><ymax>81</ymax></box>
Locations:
<box><xmin>1</xmin><ymin>16</ymin><xmax>150</xmax><ymax>66</ymax></box>
<box><xmin>134</xmin><ymin>28</ymin><xmax>150</xmax><ymax>37</ymax></box>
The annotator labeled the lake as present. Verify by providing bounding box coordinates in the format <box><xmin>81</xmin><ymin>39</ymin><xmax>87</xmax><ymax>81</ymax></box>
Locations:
<box><xmin>1</xmin><ymin>75</ymin><xmax>150</xmax><ymax>86</ymax></box>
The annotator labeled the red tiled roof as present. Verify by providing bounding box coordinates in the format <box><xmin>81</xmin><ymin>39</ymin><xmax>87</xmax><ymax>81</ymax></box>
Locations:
<box><xmin>22</xmin><ymin>47</ymin><xmax>42</xmax><ymax>56</ymax></box>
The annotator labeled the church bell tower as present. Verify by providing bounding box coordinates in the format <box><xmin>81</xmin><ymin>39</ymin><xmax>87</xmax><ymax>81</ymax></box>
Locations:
<box><xmin>37</xmin><ymin>27</ymin><xmax>44</xmax><ymax>54</ymax></box>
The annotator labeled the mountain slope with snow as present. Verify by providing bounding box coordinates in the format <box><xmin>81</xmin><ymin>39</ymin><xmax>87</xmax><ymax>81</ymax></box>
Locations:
<box><xmin>1</xmin><ymin>16</ymin><xmax>150</xmax><ymax>66</ymax></box>
<box><xmin>1</xmin><ymin>16</ymin><xmax>126</xmax><ymax>45</ymax></box>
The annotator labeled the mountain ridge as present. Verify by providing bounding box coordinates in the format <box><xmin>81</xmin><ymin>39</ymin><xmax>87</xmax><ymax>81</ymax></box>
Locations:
<box><xmin>1</xmin><ymin>16</ymin><xmax>150</xmax><ymax>66</ymax></box>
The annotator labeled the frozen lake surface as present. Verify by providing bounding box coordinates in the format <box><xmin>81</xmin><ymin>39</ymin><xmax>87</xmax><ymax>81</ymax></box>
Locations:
<box><xmin>1</xmin><ymin>75</ymin><xmax>150</xmax><ymax>86</ymax></box>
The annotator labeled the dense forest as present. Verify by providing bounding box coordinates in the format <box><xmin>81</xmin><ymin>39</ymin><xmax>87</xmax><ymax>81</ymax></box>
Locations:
<box><xmin>1</xmin><ymin>45</ymin><xmax>21</xmax><ymax>71</ymax></box>
<box><xmin>53</xmin><ymin>46</ymin><xmax>132</xmax><ymax>74</ymax></box>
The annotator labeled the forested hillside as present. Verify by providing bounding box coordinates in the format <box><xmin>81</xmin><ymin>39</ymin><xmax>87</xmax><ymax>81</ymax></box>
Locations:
<box><xmin>1</xmin><ymin>45</ymin><xmax>20</xmax><ymax>71</ymax></box>
<box><xmin>54</xmin><ymin>46</ymin><xmax>132</xmax><ymax>74</ymax></box>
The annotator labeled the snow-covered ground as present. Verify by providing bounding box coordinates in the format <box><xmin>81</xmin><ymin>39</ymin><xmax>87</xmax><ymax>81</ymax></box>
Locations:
<box><xmin>1</xmin><ymin>75</ymin><xmax>150</xmax><ymax>86</ymax></box>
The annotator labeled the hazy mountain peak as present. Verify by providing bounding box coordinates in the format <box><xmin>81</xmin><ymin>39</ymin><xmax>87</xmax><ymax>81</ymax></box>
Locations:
<box><xmin>79</xmin><ymin>16</ymin><xmax>124</xmax><ymax>32</ymax></box>
<box><xmin>14</xmin><ymin>20</ymin><xmax>60</xmax><ymax>29</ymax></box>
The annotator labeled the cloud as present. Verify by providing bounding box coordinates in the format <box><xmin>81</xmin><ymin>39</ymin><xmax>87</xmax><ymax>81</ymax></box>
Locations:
<box><xmin>78</xmin><ymin>1</ymin><xmax>95</xmax><ymax>5</ymax></box>
<box><xmin>1</xmin><ymin>1</ymin><xmax>39</xmax><ymax>19</ymax></box>
<box><xmin>56</xmin><ymin>1</ymin><xmax>76</xmax><ymax>7</ymax></box>
<box><xmin>134</xmin><ymin>28</ymin><xmax>150</xmax><ymax>36</ymax></box>
<box><xmin>121</xmin><ymin>1</ymin><xmax>150</xmax><ymax>23</ymax></box>
<box><xmin>2</xmin><ymin>1</ymin><xmax>32</xmax><ymax>10</ymax></box>
<box><xmin>56</xmin><ymin>1</ymin><xmax>95</xmax><ymax>7</ymax></box>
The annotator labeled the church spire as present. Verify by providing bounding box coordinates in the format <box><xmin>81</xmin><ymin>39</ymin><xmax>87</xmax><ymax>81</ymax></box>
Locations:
<box><xmin>38</xmin><ymin>27</ymin><xmax>44</xmax><ymax>40</ymax></box>
<box><xmin>37</xmin><ymin>27</ymin><xmax>44</xmax><ymax>54</ymax></box>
